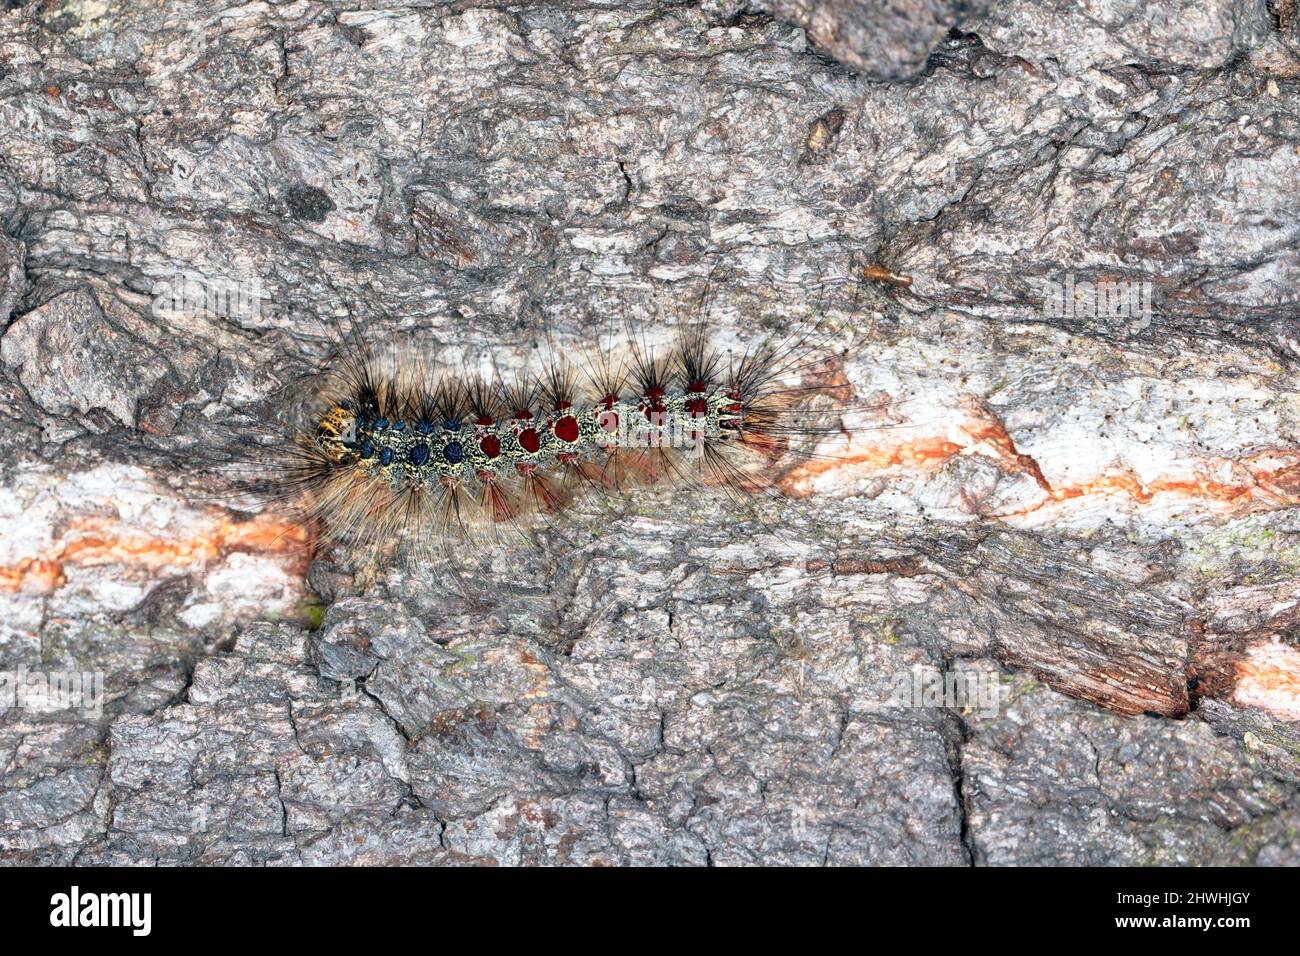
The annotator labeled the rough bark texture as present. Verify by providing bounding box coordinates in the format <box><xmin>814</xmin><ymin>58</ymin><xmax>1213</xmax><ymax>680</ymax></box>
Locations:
<box><xmin>1</xmin><ymin>1</ymin><xmax>1299</xmax><ymax>865</ymax></box>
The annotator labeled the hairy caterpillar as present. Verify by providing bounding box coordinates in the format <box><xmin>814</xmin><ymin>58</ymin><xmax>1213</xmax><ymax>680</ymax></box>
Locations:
<box><xmin>260</xmin><ymin>322</ymin><xmax>852</xmax><ymax>567</ymax></box>
<box><xmin>187</xmin><ymin>265</ymin><xmax>889</xmax><ymax>573</ymax></box>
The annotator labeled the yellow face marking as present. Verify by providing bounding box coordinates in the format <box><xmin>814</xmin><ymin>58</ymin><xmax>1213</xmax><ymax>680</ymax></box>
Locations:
<box><xmin>316</xmin><ymin>405</ymin><xmax>355</xmax><ymax>461</ymax></box>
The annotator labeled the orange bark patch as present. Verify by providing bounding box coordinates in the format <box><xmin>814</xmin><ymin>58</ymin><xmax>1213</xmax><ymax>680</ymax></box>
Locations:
<box><xmin>1232</xmin><ymin>642</ymin><xmax>1300</xmax><ymax>721</ymax></box>
<box><xmin>780</xmin><ymin>436</ymin><xmax>962</xmax><ymax>496</ymax></box>
<box><xmin>0</xmin><ymin>512</ymin><xmax>310</xmax><ymax>596</ymax></box>
<box><xmin>0</xmin><ymin>558</ymin><xmax>68</xmax><ymax>595</ymax></box>
<box><xmin>999</xmin><ymin>450</ymin><xmax>1300</xmax><ymax>519</ymax></box>
<box><xmin>959</xmin><ymin>400</ymin><xmax>1053</xmax><ymax>493</ymax></box>
<box><xmin>780</xmin><ymin>395</ymin><xmax>1300</xmax><ymax>519</ymax></box>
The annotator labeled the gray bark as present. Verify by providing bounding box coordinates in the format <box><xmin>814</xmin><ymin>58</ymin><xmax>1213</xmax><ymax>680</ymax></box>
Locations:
<box><xmin>1</xmin><ymin>0</ymin><xmax>1298</xmax><ymax>865</ymax></box>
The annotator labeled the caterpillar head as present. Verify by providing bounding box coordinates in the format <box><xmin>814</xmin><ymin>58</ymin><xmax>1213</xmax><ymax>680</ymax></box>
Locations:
<box><xmin>315</xmin><ymin>404</ymin><xmax>357</xmax><ymax>462</ymax></box>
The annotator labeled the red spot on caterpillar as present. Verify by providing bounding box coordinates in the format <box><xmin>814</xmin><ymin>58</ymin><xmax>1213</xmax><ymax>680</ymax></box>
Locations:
<box><xmin>553</xmin><ymin>415</ymin><xmax>579</xmax><ymax>443</ymax></box>
<box><xmin>513</xmin><ymin>408</ymin><xmax>533</xmax><ymax>421</ymax></box>
<box><xmin>686</xmin><ymin>380</ymin><xmax>708</xmax><ymax>393</ymax></box>
<box><xmin>480</xmin><ymin>434</ymin><xmax>501</xmax><ymax>458</ymax></box>
<box><xmin>519</xmin><ymin>428</ymin><xmax>541</xmax><ymax>454</ymax></box>
<box><xmin>601</xmin><ymin>394</ymin><xmax>620</xmax><ymax>409</ymax></box>
<box><xmin>476</xmin><ymin>415</ymin><xmax>495</xmax><ymax>427</ymax></box>
<box><xmin>686</xmin><ymin>397</ymin><xmax>708</xmax><ymax>417</ymax></box>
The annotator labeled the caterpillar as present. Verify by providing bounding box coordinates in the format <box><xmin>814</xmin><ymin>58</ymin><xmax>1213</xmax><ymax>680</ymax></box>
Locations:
<box><xmin>181</xmin><ymin>263</ymin><xmax>891</xmax><ymax>575</ymax></box>
<box><xmin>258</xmin><ymin>322</ymin><xmax>851</xmax><ymax>568</ymax></box>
